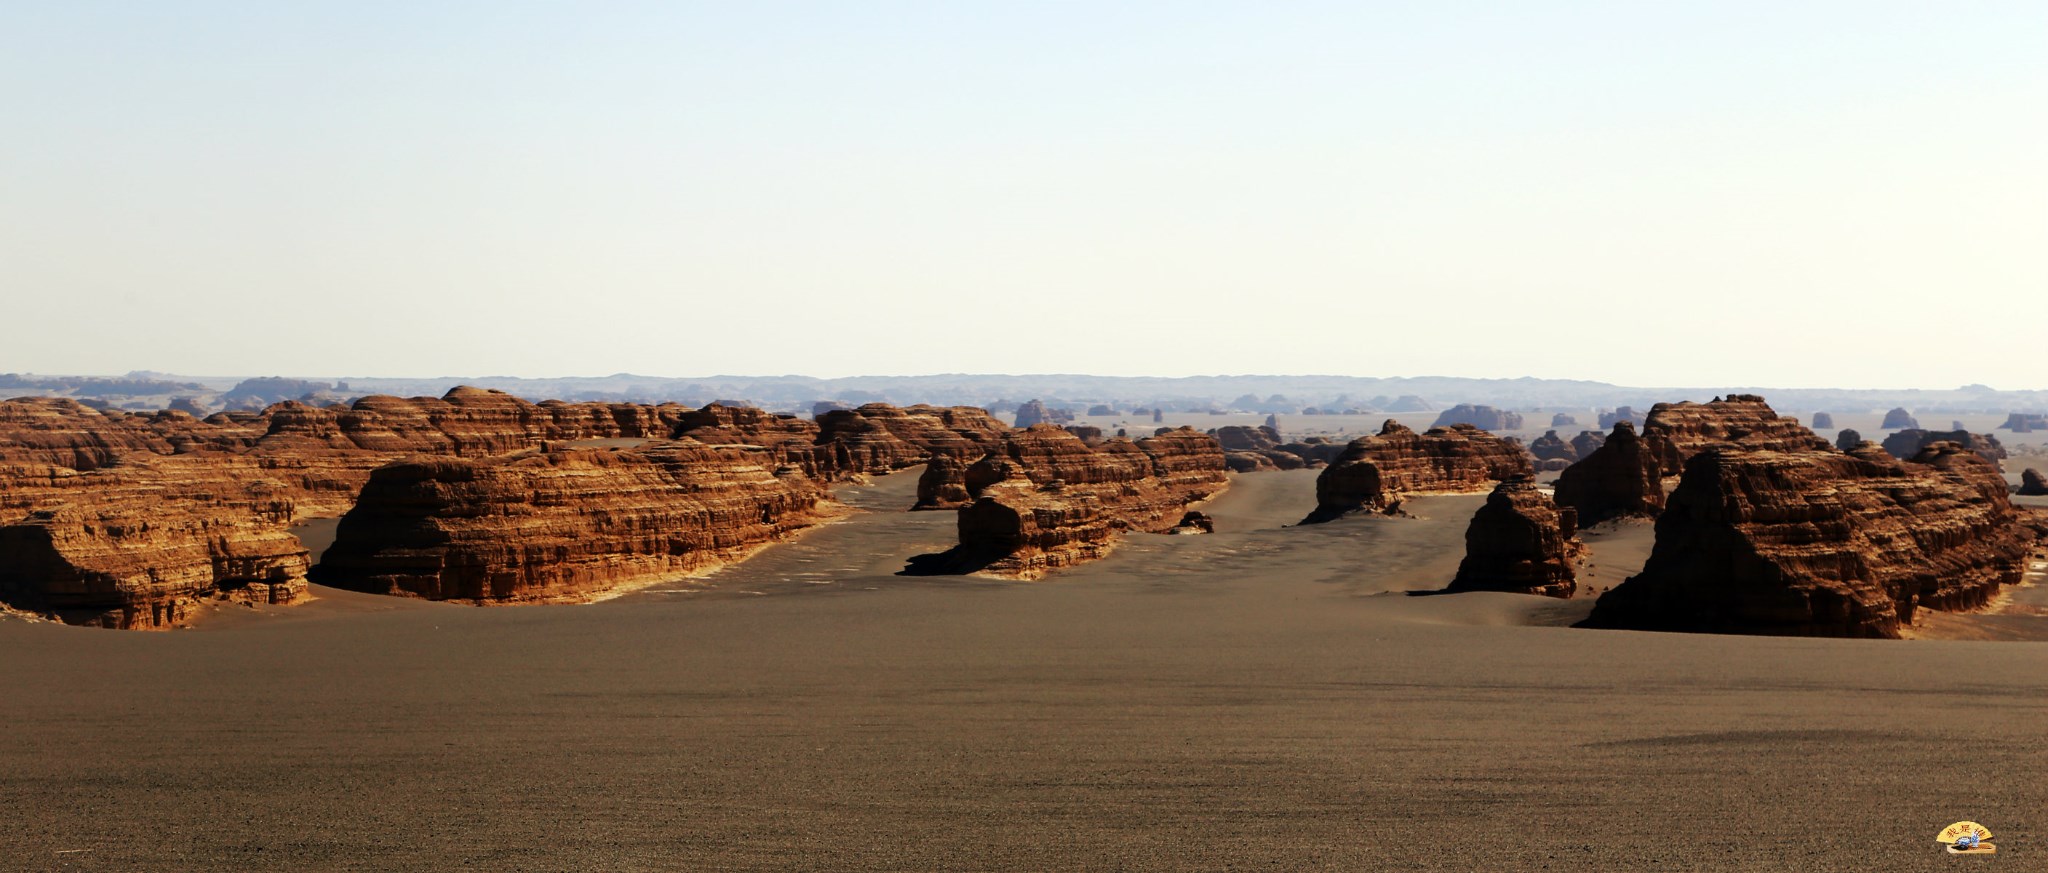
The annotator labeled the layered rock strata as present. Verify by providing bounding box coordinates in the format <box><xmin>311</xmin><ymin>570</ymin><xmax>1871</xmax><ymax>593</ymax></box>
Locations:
<box><xmin>1581</xmin><ymin>442</ymin><xmax>2030</xmax><ymax>638</ymax></box>
<box><xmin>1553</xmin><ymin>422</ymin><xmax>1664</xmax><ymax>526</ymax></box>
<box><xmin>1446</xmin><ymin>477</ymin><xmax>1581</xmax><ymax>598</ymax></box>
<box><xmin>1529</xmin><ymin>430</ymin><xmax>1575</xmax><ymax>462</ymax></box>
<box><xmin>1882</xmin><ymin>408</ymin><xmax>1920</xmax><ymax>429</ymax></box>
<box><xmin>313</xmin><ymin>443</ymin><xmax>832</xmax><ymax>603</ymax></box>
<box><xmin>1300</xmin><ymin>422</ymin><xmax>1531</xmax><ymax>523</ymax></box>
<box><xmin>944</xmin><ymin>426</ymin><xmax>1227</xmax><ymax>578</ymax></box>
<box><xmin>1878</xmin><ymin>429</ymin><xmax>2006</xmax><ymax>465</ymax></box>
<box><xmin>1639</xmin><ymin>395</ymin><xmax>1831</xmax><ymax>474</ymax></box>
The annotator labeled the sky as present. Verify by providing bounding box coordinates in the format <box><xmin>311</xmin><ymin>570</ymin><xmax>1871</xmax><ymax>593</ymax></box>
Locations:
<box><xmin>2</xmin><ymin>1</ymin><xmax>2043</xmax><ymax>388</ymax></box>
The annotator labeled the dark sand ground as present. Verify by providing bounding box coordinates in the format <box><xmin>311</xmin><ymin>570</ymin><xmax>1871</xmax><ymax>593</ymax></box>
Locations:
<box><xmin>5</xmin><ymin>469</ymin><xmax>2048</xmax><ymax>871</ymax></box>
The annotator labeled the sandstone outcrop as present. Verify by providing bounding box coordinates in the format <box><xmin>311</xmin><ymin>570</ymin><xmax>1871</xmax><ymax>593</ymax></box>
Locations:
<box><xmin>1598</xmin><ymin>407</ymin><xmax>1643</xmax><ymax>429</ymax></box>
<box><xmin>1553</xmin><ymin>422</ymin><xmax>1663</xmax><ymax>526</ymax></box>
<box><xmin>2020</xmin><ymin>469</ymin><xmax>2047</xmax><ymax>497</ymax></box>
<box><xmin>1013</xmin><ymin>399</ymin><xmax>1071</xmax><ymax>428</ymax></box>
<box><xmin>1446</xmin><ymin>477</ymin><xmax>1581</xmax><ymax>598</ymax></box>
<box><xmin>1569</xmin><ymin>430</ymin><xmax>1607</xmax><ymax>461</ymax></box>
<box><xmin>1551</xmin><ymin>413</ymin><xmax>1578</xmax><ymax>427</ymax></box>
<box><xmin>1528</xmin><ymin>430</ymin><xmax>1575</xmax><ymax>463</ymax></box>
<box><xmin>1882</xmin><ymin>407</ymin><xmax>1920</xmax><ymax>429</ymax></box>
<box><xmin>1879</xmin><ymin>429</ymin><xmax>2006</xmax><ymax>465</ymax></box>
<box><xmin>1836</xmin><ymin>429</ymin><xmax>1863</xmax><ymax>452</ymax></box>
<box><xmin>1811</xmin><ymin>412</ymin><xmax>1835</xmax><ymax>429</ymax></box>
<box><xmin>1300</xmin><ymin>422</ymin><xmax>1531</xmax><ymax>523</ymax></box>
<box><xmin>914</xmin><ymin>454</ymin><xmax>973</xmax><ymax>510</ymax></box>
<box><xmin>935</xmin><ymin>426</ymin><xmax>1227</xmax><ymax>578</ymax></box>
<box><xmin>1581</xmin><ymin>442</ymin><xmax>2030</xmax><ymax>638</ymax></box>
<box><xmin>1431</xmin><ymin>404</ymin><xmax>1523</xmax><ymax>431</ymax></box>
<box><xmin>314</xmin><ymin>442</ymin><xmax>832</xmax><ymax>603</ymax></box>
<box><xmin>1639</xmin><ymin>395</ymin><xmax>1831</xmax><ymax>474</ymax></box>
<box><xmin>812</xmin><ymin>403</ymin><xmax>1009</xmax><ymax>476</ymax></box>
<box><xmin>1213</xmin><ymin>425</ymin><xmax>1282</xmax><ymax>451</ymax></box>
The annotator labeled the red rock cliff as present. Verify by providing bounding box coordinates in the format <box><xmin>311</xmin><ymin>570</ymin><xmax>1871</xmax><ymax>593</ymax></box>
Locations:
<box><xmin>1447</xmin><ymin>476</ymin><xmax>1581</xmax><ymax>598</ymax></box>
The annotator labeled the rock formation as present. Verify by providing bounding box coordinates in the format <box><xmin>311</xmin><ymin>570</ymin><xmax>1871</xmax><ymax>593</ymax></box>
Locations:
<box><xmin>1300</xmin><ymin>422</ymin><xmax>1531</xmax><ymax>523</ymax></box>
<box><xmin>1263</xmin><ymin>414</ymin><xmax>1281</xmax><ymax>433</ymax></box>
<box><xmin>1528</xmin><ymin>430</ymin><xmax>1576</xmax><ymax>463</ymax></box>
<box><xmin>1446</xmin><ymin>477</ymin><xmax>1581</xmax><ymax>598</ymax></box>
<box><xmin>1879</xmin><ymin>429</ymin><xmax>2006</xmax><ymax>465</ymax></box>
<box><xmin>1213</xmin><ymin>425</ymin><xmax>1282</xmax><ymax>452</ymax></box>
<box><xmin>2020</xmin><ymin>469</ymin><xmax>2048</xmax><ymax>497</ymax></box>
<box><xmin>1171</xmin><ymin>511</ymin><xmax>1215</xmax><ymax>534</ymax></box>
<box><xmin>1836</xmin><ymin>429</ymin><xmax>1863</xmax><ymax>452</ymax></box>
<box><xmin>1385</xmin><ymin>396</ymin><xmax>1434</xmax><ymax>413</ymax></box>
<box><xmin>1811</xmin><ymin>412</ymin><xmax>1834</xmax><ymax>429</ymax></box>
<box><xmin>1087</xmin><ymin>404</ymin><xmax>1117</xmax><ymax>417</ymax></box>
<box><xmin>1581</xmin><ymin>442</ymin><xmax>2030</xmax><ymax>638</ymax></box>
<box><xmin>1999</xmin><ymin>413</ymin><xmax>2046</xmax><ymax>433</ymax></box>
<box><xmin>914</xmin><ymin>453</ymin><xmax>973</xmax><ymax>510</ymax></box>
<box><xmin>1598</xmin><ymin>407</ymin><xmax>1643</xmax><ymax>429</ymax></box>
<box><xmin>936</xmin><ymin>426</ymin><xmax>1227</xmax><ymax>578</ymax></box>
<box><xmin>1882</xmin><ymin>407</ymin><xmax>1920</xmax><ymax>429</ymax></box>
<box><xmin>314</xmin><ymin>443</ymin><xmax>832</xmax><ymax>603</ymax></box>
<box><xmin>1064</xmin><ymin>425</ymin><xmax>1105</xmax><ymax>444</ymax></box>
<box><xmin>1552</xmin><ymin>421</ymin><xmax>1664</xmax><ymax>526</ymax></box>
<box><xmin>1012</xmin><ymin>399</ymin><xmax>1071</xmax><ymax>428</ymax></box>
<box><xmin>1431</xmin><ymin>404</ymin><xmax>1524</xmax><ymax>431</ymax></box>
<box><xmin>1569</xmin><ymin>430</ymin><xmax>1607</xmax><ymax>461</ymax></box>
<box><xmin>1551</xmin><ymin>413</ymin><xmax>1578</xmax><ymax>427</ymax></box>
<box><xmin>1152</xmin><ymin>408</ymin><xmax>1164</xmax><ymax>424</ymax></box>
<box><xmin>1639</xmin><ymin>395</ymin><xmax>1831</xmax><ymax>474</ymax></box>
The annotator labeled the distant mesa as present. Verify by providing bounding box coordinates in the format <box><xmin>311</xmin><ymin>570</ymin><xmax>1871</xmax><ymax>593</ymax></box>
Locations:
<box><xmin>1569</xmin><ymin>430</ymin><xmax>1607</xmax><ymax>461</ymax></box>
<box><xmin>1598</xmin><ymin>406</ymin><xmax>1644</xmax><ymax>429</ymax></box>
<box><xmin>1882</xmin><ymin>407</ymin><xmax>1920</xmax><ymax>429</ymax></box>
<box><xmin>1999</xmin><ymin>413</ymin><xmax>2047</xmax><ymax>433</ymax></box>
<box><xmin>1528</xmin><ymin>430</ymin><xmax>1576</xmax><ymax>463</ymax></box>
<box><xmin>1551</xmin><ymin>413</ymin><xmax>1578</xmax><ymax>427</ymax></box>
<box><xmin>1582</xmin><ymin>441</ymin><xmax>2029</xmax><ymax>638</ymax></box>
<box><xmin>1447</xmin><ymin>476</ymin><xmax>1581</xmax><ymax>598</ymax></box>
<box><xmin>1299</xmin><ymin>421</ymin><xmax>1530</xmax><ymax>524</ymax></box>
<box><xmin>2019</xmin><ymin>469</ymin><xmax>2047</xmax><ymax>497</ymax></box>
<box><xmin>1879</xmin><ymin>429</ymin><xmax>2006</xmax><ymax>466</ymax></box>
<box><xmin>1383</xmin><ymin>395</ymin><xmax>1435</xmax><ymax>413</ymax></box>
<box><xmin>1087</xmin><ymin>404</ymin><xmax>1117</xmax><ymax>417</ymax></box>
<box><xmin>1063</xmin><ymin>425</ymin><xmax>1104</xmax><ymax>445</ymax></box>
<box><xmin>1811</xmin><ymin>412</ymin><xmax>1834</xmax><ymax>429</ymax></box>
<box><xmin>220</xmin><ymin>377</ymin><xmax>342</xmax><ymax>411</ymax></box>
<box><xmin>1013</xmin><ymin>399</ymin><xmax>1073</xmax><ymax>428</ymax></box>
<box><xmin>1431</xmin><ymin>404</ymin><xmax>1523</xmax><ymax>431</ymax></box>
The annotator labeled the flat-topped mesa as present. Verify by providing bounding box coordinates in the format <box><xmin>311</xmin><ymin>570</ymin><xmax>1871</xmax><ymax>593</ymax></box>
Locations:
<box><xmin>1569</xmin><ymin>430</ymin><xmax>1606</xmax><ymax>461</ymax></box>
<box><xmin>1447</xmin><ymin>476</ymin><xmax>1582</xmax><ymax>598</ymax></box>
<box><xmin>1431</xmin><ymin>404</ymin><xmax>1523</xmax><ymax>431</ymax></box>
<box><xmin>913</xmin><ymin>453</ymin><xmax>973</xmax><ymax>510</ymax></box>
<box><xmin>1300</xmin><ymin>422</ymin><xmax>1531</xmax><ymax>524</ymax></box>
<box><xmin>1883</xmin><ymin>408</ymin><xmax>1921</xmax><ymax>429</ymax></box>
<box><xmin>0</xmin><ymin>397</ymin><xmax>250</xmax><ymax>470</ymax></box>
<box><xmin>1639</xmin><ymin>394</ymin><xmax>1831</xmax><ymax>475</ymax></box>
<box><xmin>1528</xmin><ymin>430</ymin><xmax>1575</xmax><ymax>463</ymax></box>
<box><xmin>1553</xmin><ymin>421</ymin><xmax>1664</xmax><ymax>526</ymax></box>
<box><xmin>0</xmin><ymin>457</ymin><xmax>307</xmax><ymax>629</ymax></box>
<box><xmin>2000</xmin><ymin>413</ymin><xmax>2047</xmax><ymax>433</ymax></box>
<box><xmin>313</xmin><ymin>442</ymin><xmax>833</xmax><ymax>604</ymax></box>
<box><xmin>1811</xmin><ymin>412</ymin><xmax>1835</xmax><ymax>429</ymax></box>
<box><xmin>813</xmin><ymin>403</ymin><xmax>1009</xmax><ymax>476</ymax></box>
<box><xmin>947</xmin><ymin>426</ymin><xmax>1227</xmax><ymax>578</ymax></box>
<box><xmin>1598</xmin><ymin>407</ymin><xmax>1643</xmax><ymax>429</ymax></box>
<box><xmin>2020</xmin><ymin>469</ymin><xmax>2048</xmax><ymax>497</ymax></box>
<box><xmin>1551</xmin><ymin>413</ymin><xmax>1579</xmax><ymax>427</ymax></box>
<box><xmin>1878</xmin><ymin>429</ymin><xmax>2006</xmax><ymax>465</ymax></box>
<box><xmin>1581</xmin><ymin>442</ymin><xmax>2030</xmax><ymax>638</ymax></box>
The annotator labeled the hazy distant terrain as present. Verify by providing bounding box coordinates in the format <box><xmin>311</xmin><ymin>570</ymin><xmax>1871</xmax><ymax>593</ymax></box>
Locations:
<box><xmin>6</xmin><ymin>370</ymin><xmax>2045</xmax><ymax>417</ymax></box>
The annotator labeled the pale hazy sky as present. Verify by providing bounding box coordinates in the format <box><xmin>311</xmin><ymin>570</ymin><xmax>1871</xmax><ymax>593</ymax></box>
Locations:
<box><xmin>3</xmin><ymin>2</ymin><xmax>2043</xmax><ymax>388</ymax></box>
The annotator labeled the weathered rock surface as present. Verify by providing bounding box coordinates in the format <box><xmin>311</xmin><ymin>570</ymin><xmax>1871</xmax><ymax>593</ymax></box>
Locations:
<box><xmin>314</xmin><ymin>443</ymin><xmax>832</xmax><ymax>603</ymax></box>
<box><xmin>1431</xmin><ymin>404</ymin><xmax>1524</xmax><ymax>431</ymax></box>
<box><xmin>913</xmin><ymin>454</ymin><xmax>973</xmax><ymax>510</ymax></box>
<box><xmin>1012</xmin><ymin>399</ymin><xmax>1072</xmax><ymax>428</ymax></box>
<box><xmin>1836</xmin><ymin>429</ymin><xmax>1864</xmax><ymax>452</ymax></box>
<box><xmin>1640</xmin><ymin>394</ymin><xmax>1831</xmax><ymax>474</ymax></box>
<box><xmin>939</xmin><ymin>426</ymin><xmax>1227</xmax><ymax>578</ymax></box>
<box><xmin>1598</xmin><ymin>407</ymin><xmax>1643</xmax><ymax>429</ymax></box>
<box><xmin>1300</xmin><ymin>422</ymin><xmax>1531</xmax><ymax>523</ymax></box>
<box><xmin>812</xmin><ymin>403</ymin><xmax>1009</xmax><ymax>476</ymax></box>
<box><xmin>1528</xmin><ymin>430</ymin><xmax>1576</xmax><ymax>462</ymax></box>
<box><xmin>1569</xmin><ymin>430</ymin><xmax>1607</xmax><ymax>461</ymax></box>
<box><xmin>1882</xmin><ymin>407</ymin><xmax>1920</xmax><ymax>429</ymax></box>
<box><xmin>1553</xmin><ymin>421</ymin><xmax>1664</xmax><ymax>526</ymax></box>
<box><xmin>0</xmin><ymin>457</ymin><xmax>308</xmax><ymax>629</ymax></box>
<box><xmin>1879</xmin><ymin>429</ymin><xmax>2006</xmax><ymax>465</ymax></box>
<box><xmin>1551</xmin><ymin>413</ymin><xmax>1579</xmax><ymax>427</ymax></box>
<box><xmin>1213</xmin><ymin>425</ymin><xmax>1282</xmax><ymax>452</ymax></box>
<box><xmin>2020</xmin><ymin>469</ymin><xmax>2048</xmax><ymax>497</ymax></box>
<box><xmin>1582</xmin><ymin>442</ymin><xmax>2030</xmax><ymax>638</ymax></box>
<box><xmin>1811</xmin><ymin>412</ymin><xmax>1835</xmax><ymax>429</ymax></box>
<box><xmin>1447</xmin><ymin>477</ymin><xmax>1581</xmax><ymax>598</ymax></box>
